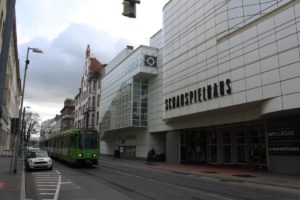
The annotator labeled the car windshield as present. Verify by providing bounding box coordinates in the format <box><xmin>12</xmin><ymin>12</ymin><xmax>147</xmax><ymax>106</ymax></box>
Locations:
<box><xmin>29</xmin><ymin>150</ymin><xmax>48</xmax><ymax>158</ymax></box>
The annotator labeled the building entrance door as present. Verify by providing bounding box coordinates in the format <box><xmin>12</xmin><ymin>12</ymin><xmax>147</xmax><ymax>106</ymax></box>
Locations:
<box><xmin>222</xmin><ymin>131</ymin><xmax>232</xmax><ymax>163</ymax></box>
<box><xmin>180</xmin><ymin>130</ymin><xmax>207</xmax><ymax>163</ymax></box>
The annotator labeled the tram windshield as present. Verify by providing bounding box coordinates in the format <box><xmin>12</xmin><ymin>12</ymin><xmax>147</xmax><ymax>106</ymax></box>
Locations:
<box><xmin>79</xmin><ymin>130</ymin><xmax>98</xmax><ymax>149</ymax></box>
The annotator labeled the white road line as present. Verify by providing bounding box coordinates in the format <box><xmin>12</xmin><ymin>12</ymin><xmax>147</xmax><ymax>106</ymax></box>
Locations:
<box><xmin>53</xmin><ymin>172</ymin><xmax>62</xmax><ymax>200</ymax></box>
<box><xmin>38</xmin><ymin>189</ymin><xmax>56</xmax><ymax>191</ymax></box>
<box><xmin>55</xmin><ymin>170</ymin><xmax>61</xmax><ymax>175</ymax></box>
<box><xmin>37</xmin><ymin>185</ymin><xmax>57</xmax><ymax>187</ymax></box>
<box><xmin>36</xmin><ymin>182</ymin><xmax>58</xmax><ymax>184</ymax></box>
<box><xmin>60</xmin><ymin>181</ymin><xmax>72</xmax><ymax>184</ymax></box>
<box><xmin>35</xmin><ymin>177</ymin><xmax>58</xmax><ymax>179</ymax></box>
<box><xmin>40</xmin><ymin>193</ymin><xmax>55</xmax><ymax>195</ymax></box>
<box><xmin>34</xmin><ymin>174</ymin><xmax>58</xmax><ymax>176</ymax></box>
<box><xmin>20</xmin><ymin>159</ymin><xmax>26</xmax><ymax>200</ymax></box>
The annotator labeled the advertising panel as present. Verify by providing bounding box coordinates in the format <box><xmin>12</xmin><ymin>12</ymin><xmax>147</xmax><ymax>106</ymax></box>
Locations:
<box><xmin>268</xmin><ymin>128</ymin><xmax>300</xmax><ymax>156</ymax></box>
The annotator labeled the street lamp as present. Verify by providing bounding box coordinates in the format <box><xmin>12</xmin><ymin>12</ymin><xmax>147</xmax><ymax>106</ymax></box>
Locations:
<box><xmin>12</xmin><ymin>47</ymin><xmax>43</xmax><ymax>173</ymax></box>
<box><xmin>21</xmin><ymin>106</ymin><xmax>30</xmax><ymax>150</ymax></box>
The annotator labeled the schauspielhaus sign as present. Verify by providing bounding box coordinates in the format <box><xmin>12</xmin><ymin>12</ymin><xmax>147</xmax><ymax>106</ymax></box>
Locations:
<box><xmin>165</xmin><ymin>79</ymin><xmax>232</xmax><ymax>111</ymax></box>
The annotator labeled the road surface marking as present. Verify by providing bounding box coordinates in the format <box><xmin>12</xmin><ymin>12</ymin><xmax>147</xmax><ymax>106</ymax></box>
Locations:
<box><xmin>35</xmin><ymin>177</ymin><xmax>58</xmax><ymax>179</ymax></box>
<box><xmin>60</xmin><ymin>181</ymin><xmax>72</xmax><ymax>184</ymax></box>
<box><xmin>38</xmin><ymin>188</ymin><xmax>56</xmax><ymax>190</ymax></box>
<box><xmin>40</xmin><ymin>193</ymin><xmax>55</xmax><ymax>195</ymax></box>
<box><xmin>37</xmin><ymin>185</ymin><xmax>57</xmax><ymax>187</ymax></box>
<box><xmin>53</xmin><ymin>173</ymin><xmax>62</xmax><ymax>200</ymax></box>
<box><xmin>36</xmin><ymin>182</ymin><xmax>58</xmax><ymax>184</ymax></box>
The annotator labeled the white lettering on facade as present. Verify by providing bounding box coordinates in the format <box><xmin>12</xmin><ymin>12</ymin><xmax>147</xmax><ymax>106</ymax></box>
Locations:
<box><xmin>268</xmin><ymin>130</ymin><xmax>295</xmax><ymax>137</ymax></box>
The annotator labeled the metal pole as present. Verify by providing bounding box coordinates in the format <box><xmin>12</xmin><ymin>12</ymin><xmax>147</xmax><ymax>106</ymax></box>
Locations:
<box><xmin>13</xmin><ymin>47</ymin><xmax>30</xmax><ymax>173</ymax></box>
<box><xmin>19</xmin><ymin>107</ymin><xmax>26</xmax><ymax>155</ymax></box>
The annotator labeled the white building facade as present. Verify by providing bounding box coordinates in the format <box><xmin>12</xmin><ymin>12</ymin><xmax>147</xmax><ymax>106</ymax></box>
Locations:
<box><xmin>99</xmin><ymin>45</ymin><xmax>163</xmax><ymax>158</ymax></box>
<box><xmin>99</xmin><ymin>0</ymin><xmax>300</xmax><ymax>175</ymax></box>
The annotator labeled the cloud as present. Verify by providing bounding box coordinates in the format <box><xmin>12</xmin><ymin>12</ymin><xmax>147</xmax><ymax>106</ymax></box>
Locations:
<box><xmin>19</xmin><ymin>23</ymin><xmax>129</xmax><ymax>120</ymax></box>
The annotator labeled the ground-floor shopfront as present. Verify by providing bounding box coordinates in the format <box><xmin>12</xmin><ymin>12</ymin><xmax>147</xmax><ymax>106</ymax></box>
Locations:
<box><xmin>180</xmin><ymin>122</ymin><xmax>267</xmax><ymax>167</ymax></box>
<box><xmin>165</xmin><ymin>113</ymin><xmax>300</xmax><ymax>175</ymax></box>
<box><xmin>100</xmin><ymin>114</ymin><xmax>300</xmax><ymax>175</ymax></box>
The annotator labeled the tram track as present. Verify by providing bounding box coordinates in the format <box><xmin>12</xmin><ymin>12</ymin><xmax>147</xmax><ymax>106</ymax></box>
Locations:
<box><xmin>76</xmin><ymin>166</ymin><xmax>157</xmax><ymax>200</ymax></box>
<box><xmin>76</xmin><ymin>164</ymin><xmax>254</xmax><ymax>200</ymax></box>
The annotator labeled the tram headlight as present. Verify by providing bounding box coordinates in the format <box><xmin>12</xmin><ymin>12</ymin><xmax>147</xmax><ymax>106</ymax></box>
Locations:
<box><xmin>93</xmin><ymin>154</ymin><xmax>96</xmax><ymax>157</ymax></box>
<box><xmin>78</xmin><ymin>153</ymin><xmax>82</xmax><ymax>157</ymax></box>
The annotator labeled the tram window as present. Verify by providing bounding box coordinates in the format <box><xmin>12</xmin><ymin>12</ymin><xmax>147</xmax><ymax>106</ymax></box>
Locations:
<box><xmin>86</xmin><ymin>132</ymin><xmax>97</xmax><ymax>148</ymax></box>
<box><xmin>69</xmin><ymin>135</ymin><xmax>77</xmax><ymax>148</ymax></box>
<box><xmin>74</xmin><ymin>134</ymin><xmax>79</xmax><ymax>147</ymax></box>
<box><xmin>66</xmin><ymin>136</ymin><xmax>69</xmax><ymax>146</ymax></box>
<box><xmin>79</xmin><ymin>133</ymin><xmax>85</xmax><ymax>149</ymax></box>
<box><xmin>69</xmin><ymin>137</ymin><xmax>72</xmax><ymax>147</ymax></box>
<box><xmin>63</xmin><ymin>137</ymin><xmax>66</xmax><ymax>147</ymax></box>
<box><xmin>79</xmin><ymin>131</ymin><xmax>97</xmax><ymax>149</ymax></box>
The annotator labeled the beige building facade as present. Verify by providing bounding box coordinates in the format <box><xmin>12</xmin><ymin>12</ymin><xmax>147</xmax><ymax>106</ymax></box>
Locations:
<box><xmin>74</xmin><ymin>45</ymin><xmax>105</xmax><ymax>130</ymax></box>
<box><xmin>0</xmin><ymin>0</ymin><xmax>21</xmax><ymax>155</ymax></box>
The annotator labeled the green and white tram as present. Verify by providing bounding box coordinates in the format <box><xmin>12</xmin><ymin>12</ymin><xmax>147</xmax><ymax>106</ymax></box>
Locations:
<box><xmin>42</xmin><ymin>128</ymin><xmax>99</xmax><ymax>166</ymax></box>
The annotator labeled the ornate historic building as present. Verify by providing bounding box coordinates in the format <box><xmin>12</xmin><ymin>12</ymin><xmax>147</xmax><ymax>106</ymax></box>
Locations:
<box><xmin>74</xmin><ymin>45</ymin><xmax>105</xmax><ymax>130</ymax></box>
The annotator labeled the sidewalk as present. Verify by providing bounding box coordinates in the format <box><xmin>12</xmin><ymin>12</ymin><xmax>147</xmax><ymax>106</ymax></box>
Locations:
<box><xmin>100</xmin><ymin>156</ymin><xmax>300</xmax><ymax>191</ymax></box>
<box><xmin>0</xmin><ymin>155</ymin><xmax>24</xmax><ymax>200</ymax></box>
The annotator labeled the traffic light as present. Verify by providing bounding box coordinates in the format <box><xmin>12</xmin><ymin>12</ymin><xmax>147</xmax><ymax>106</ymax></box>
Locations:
<box><xmin>122</xmin><ymin>0</ymin><xmax>140</xmax><ymax>18</ymax></box>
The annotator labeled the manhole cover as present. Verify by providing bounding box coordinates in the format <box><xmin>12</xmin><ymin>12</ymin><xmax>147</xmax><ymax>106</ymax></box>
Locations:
<box><xmin>232</xmin><ymin>174</ymin><xmax>256</xmax><ymax>178</ymax></box>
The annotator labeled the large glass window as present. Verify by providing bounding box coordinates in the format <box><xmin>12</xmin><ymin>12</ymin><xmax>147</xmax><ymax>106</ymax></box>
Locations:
<box><xmin>132</xmin><ymin>79</ymin><xmax>148</xmax><ymax>127</ymax></box>
<box><xmin>79</xmin><ymin>130</ymin><xmax>97</xmax><ymax>149</ymax></box>
<box><xmin>100</xmin><ymin>78</ymin><xmax>148</xmax><ymax>131</ymax></box>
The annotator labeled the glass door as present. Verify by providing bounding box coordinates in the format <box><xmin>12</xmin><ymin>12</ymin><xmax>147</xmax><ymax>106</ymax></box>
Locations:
<box><xmin>223</xmin><ymin>131</ymin><xmax>231</xmax><ymax>163</ymax></box>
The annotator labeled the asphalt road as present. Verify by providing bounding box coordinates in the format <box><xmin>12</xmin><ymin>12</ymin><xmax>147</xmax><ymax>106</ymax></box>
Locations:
<box><xmin>26</xmin><ymin>159</ymin><xmax>300</xmax><ymax>200</ymax></box>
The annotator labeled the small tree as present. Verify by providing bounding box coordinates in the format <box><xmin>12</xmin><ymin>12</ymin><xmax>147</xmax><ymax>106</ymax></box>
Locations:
<box><xmin>24</xmin><ymin>112</ymin><xmax>41</xmax><ymax>142</ymax></box>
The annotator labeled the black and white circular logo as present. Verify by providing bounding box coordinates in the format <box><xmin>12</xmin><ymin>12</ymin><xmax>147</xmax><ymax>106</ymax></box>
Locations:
<box><xmin>144</xmin><ymin>55</ymin><xmax>157</xmax><ymax>67</ymax></box>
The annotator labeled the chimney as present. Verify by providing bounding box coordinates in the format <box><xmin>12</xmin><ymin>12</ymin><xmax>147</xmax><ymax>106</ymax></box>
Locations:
<box><xmin>126</xmin><ymin>45</ymin><xmax>134</xmax><ymax>50</ymax></box>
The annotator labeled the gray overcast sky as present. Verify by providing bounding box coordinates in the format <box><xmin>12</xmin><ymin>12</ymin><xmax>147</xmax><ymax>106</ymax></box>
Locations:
<box><xmin>16</xmin><ymin>0</ymin><xmax>168</xmax><ymax>121</ymax></box>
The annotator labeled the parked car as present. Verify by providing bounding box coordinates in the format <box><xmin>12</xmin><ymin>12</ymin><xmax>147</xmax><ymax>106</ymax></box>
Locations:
<box><xmin>25</xmin><ymin>147</ymin><xmax>40</xmax><ymax>157</ymax></box>
<box><xmin>25</xmin><ymin>149</ymin><xmax>52</xmax><ymax>171</ymax></box>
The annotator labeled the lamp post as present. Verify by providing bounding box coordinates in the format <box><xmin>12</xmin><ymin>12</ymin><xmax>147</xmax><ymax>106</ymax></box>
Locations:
<box><xmin>20</xmin><ymin>106</ymin><xmax>30</xmax><ymax>151</ymax></box>
<box><xmin>12</xmin><ymin>47</ymin><xmax>43</xmax><ymax>173</ymax></box>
